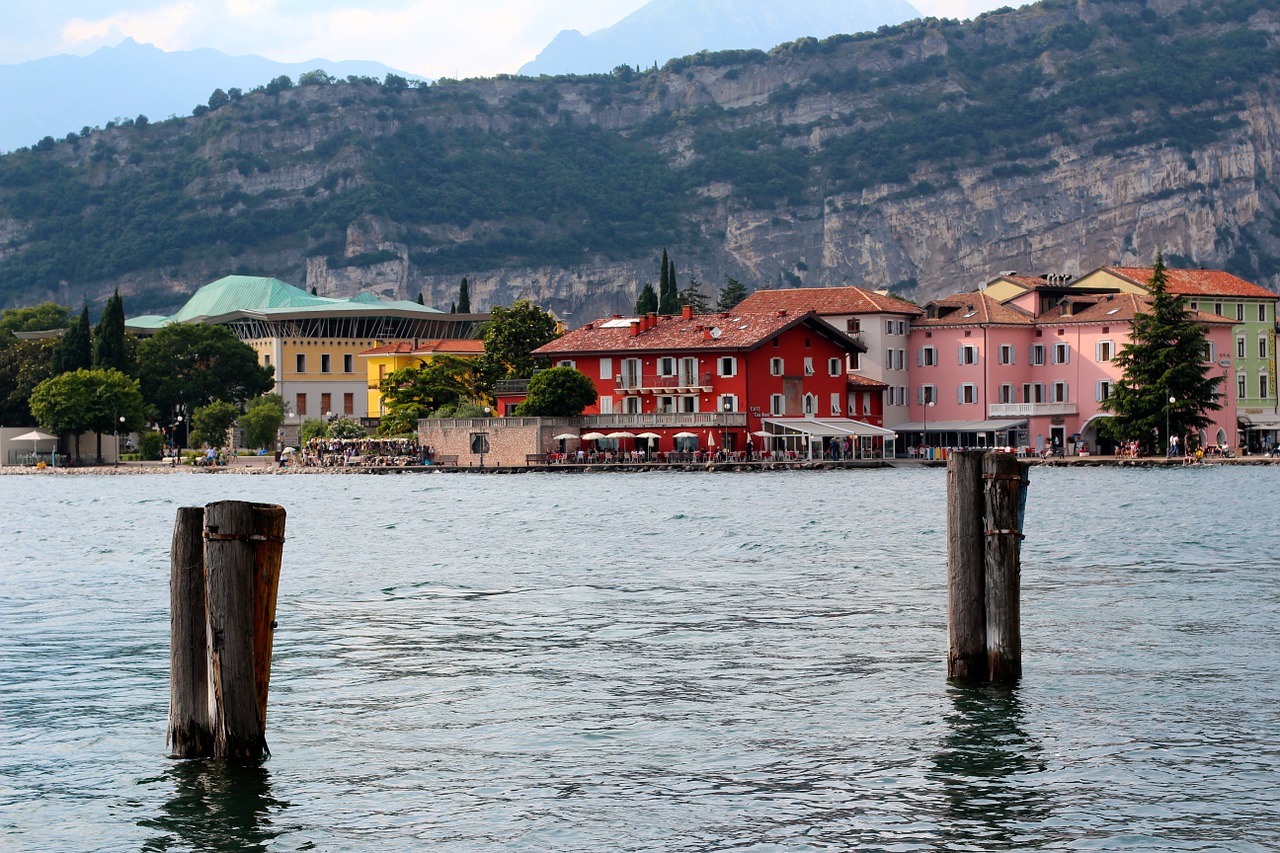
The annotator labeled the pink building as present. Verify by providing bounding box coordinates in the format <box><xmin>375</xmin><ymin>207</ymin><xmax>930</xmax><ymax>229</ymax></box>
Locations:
<box><xmin>905</xmin><ymin>288</ymin><xmax>1237</xmax><ymax>455</ymax></box>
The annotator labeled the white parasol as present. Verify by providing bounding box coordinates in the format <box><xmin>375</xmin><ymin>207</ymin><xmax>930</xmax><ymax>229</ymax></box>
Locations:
<box><xmin>552</xmin><ymin>433</ymin><xmax>579</xmax><ymax>441</ymax></box>
<box><xmin>580</xmin><ymin>432</ymin><xmax>606</xmax><ymax>441</ymax></box>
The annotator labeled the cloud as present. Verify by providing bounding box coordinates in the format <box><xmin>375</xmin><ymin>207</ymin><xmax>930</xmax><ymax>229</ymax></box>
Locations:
<box><xmin>61</xmin><ymin>2</ymin><xmax>199</xmax><ymax>53</ymax></box>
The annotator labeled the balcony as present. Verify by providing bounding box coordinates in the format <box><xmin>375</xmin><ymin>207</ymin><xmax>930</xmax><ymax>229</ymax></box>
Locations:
<box><xmin>615</xmin><ymin>372</ymin><xmax>713</xmax><ymax>394</ymax></box>
<box><xmin>494</xmin><ymin>379</ymin><xmax>532</xmax><ymax>395</ymax></box>
<box><xmin>987</xmin><ymin>402</ymin><xmax>1078</xmax><ymax>418</ymax></box>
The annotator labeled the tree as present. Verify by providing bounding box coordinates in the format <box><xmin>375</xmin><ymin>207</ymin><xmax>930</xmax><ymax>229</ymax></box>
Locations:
<box><xmin>329</xmin><ymin>417</ymin><xmax>366</xmax><ymax>438</ymax></box>
<box><xmin>136</xmin><ymin>323</ymin><xmax>275</xmax><ymax>423</ymax></box>
<box><xmin>634</xmin><ymin>283</ymin><xmax>658</xmax><ymax>315</ymax></box>
<box><xmin>299</xmin><ymin>418</ymin><xmax>329</xmax><ymax>443</ymax></box>
<box><xmin>658</xmin><ymin>249</ymin><xmax>679</xmax><ymax>315</ymax></box>
<box><xmin>298</xmin><ymin>69</ymin><xmax>335</xmax><ymax>86</ymax></box>
<box><xmin>0</xmin><ymin>338</ymin><xmax>57</xmax><ymax>426</ymax></box>
<box><xmin>717</xmin><ymin>277</ymin><xmax>749</xmax><ymax>311</ymax></box>
<box><xmin>0</xmin><ymin>303</ymin><xmax>71</xmax><ymax>337</ymax></box>
<box><xmin>478</xmin><ymin>300</ymin><xmax>560</xmax><ymax>389</ymax></box>
<box><xmin>379</xmin><ymin>355</ymin><xmax>475</xmax><ymax>428</ymax></box>
<box><xmin>457</xmin><ymin>277</ymin><xmax>471</xmax><ymax>313</ymax></box>
<box><xmin>1100</xmin><ymin>253</ymin><xmax>1222</xmax><ymax>453</ymax></box>
<box><xmin>29</xmin><ymin>367</ymin><xmax>146</xmax><ymax>461</ymax></box>
<box><xmin>513</xmin><ymin>367</ymin><xmax>597</xmax><ymax>416</ymax></box>
<box><xmin>416</xmin><ymin>292</ymin><xmax>425</xmax><ymax>305</ymax></box>
<box><xmin>679</xmin><ymin>276</ymin><xmax>711</xmax><ymax>313</ymax></box>
<box><xmin>208</xmin><ymin>88</ymin><xmax>230</xmax><ymax>110</ymax></box>
<box><xmin>189</xmin><ymin>400</ymin><xmax>239</xmax><ymax>448</ymax></box>
<box><xmin>93</xmin><ymin>289</ymin><xmax>130</xmax><ymax>373</ymax></box>
<box><xmin>239</xmin><ymin>394</ymin><xmax>286</xmax><ymax>449</ymax></box>
<box><xmin>53</xmin><ymin>306</ymin><xmax>92</xmax><ymax>374</ymax></box>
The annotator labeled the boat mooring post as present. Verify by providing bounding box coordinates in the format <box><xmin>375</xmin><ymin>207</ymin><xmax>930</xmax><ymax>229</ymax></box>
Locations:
<box><xmin>167</xmin><ymin>501</ymin><xmax>285</xmax><ymax>760</ymax></box>
<box><xmin>946</xmin><ymin>451</ymin><xmax>1028</xmax><ymax>684</ymax></box>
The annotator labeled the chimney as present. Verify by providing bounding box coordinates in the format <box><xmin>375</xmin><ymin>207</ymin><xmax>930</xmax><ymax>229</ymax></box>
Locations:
<box><xmin>776</xmin><ymin>309</ymin><xmax>787</xmax><ymax>317</ymax></box>
<box><xmin>630</xmin><ymin>320</ymin><xmax>640</xmax><ymax>336</ymax></box>
<box><xmin>647</xmin><ymin>311</ymin><xmax>657</xmax><ymax>330</ymax></box>
<box><xmin>682</xmin><ymin>304</ymin><xmax>694</xmax><ymax>320</ymax></box>
<box><xmin>703</xmin><ymin>327</ymin><xmax>713</xmax><ymax>341</ymax></box>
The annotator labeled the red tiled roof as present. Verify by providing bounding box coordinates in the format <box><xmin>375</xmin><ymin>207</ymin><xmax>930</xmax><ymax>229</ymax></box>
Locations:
<box><xmin>1104</xmin><ymin>267</ymin><xmax>1278</xmax><ymax>300</ymax></box>
<box><xmin>359</xmin><ymin>339</ymin><xmax>485</xmax><ymax>357</ymax></box>
<box><xmin>536</xmin><ymin>310</ymin><xmax>862</xmax><ymax>356</ymax></box>
<box><xmin>1043</xmin><ymin>293</ymin><xmax>1233</xmax><ymax>325</ymax></box>
<box><xmin>846</xmin><ymin>373</ymin><xmax>888</xmax><ymax>388</ymax></box>
<box><xmin>916</xmin><ymin>292</ymin><xmax>1032</xmax><ymax>326</ymax></box>
<box><xmin>735</xmin><ymin>286</ymin><xmax>924</xmax><ymax>316</ymax></box>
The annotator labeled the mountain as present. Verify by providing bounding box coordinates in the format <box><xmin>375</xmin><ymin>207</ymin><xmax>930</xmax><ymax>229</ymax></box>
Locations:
<box><xmin>519</xmin><ymin>0</ymin><xmax>922</xmax><ymax>76</ymax></box>
<box><xmin>2</xmin><ymin>0</ymin><xmax>1279</xmax><ymax>322</ymax></box>
<box><xmin>0</xmin><ymin>38</ymin><xmax>420</xmax><ymax>153</ymax></box>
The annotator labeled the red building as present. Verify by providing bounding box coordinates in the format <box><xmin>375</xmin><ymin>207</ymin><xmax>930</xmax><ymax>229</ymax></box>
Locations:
<box><xmin>523</xmin><ymin>304</ymin><xmax>891</xmax><ymax>457</ymax></box>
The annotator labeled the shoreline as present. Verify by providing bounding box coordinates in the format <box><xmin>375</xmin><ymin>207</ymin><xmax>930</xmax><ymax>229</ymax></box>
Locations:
<box><xmin>3</xmin><ymin>455</ymin><xmax>1277</xmax><ymax>475</ymax></box>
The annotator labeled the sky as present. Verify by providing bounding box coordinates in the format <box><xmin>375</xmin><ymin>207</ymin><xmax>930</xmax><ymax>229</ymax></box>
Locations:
<box><xmin>1</xmin><ymin>1</ymin><xmax>1023</xmax><ymax>79</ymax></box>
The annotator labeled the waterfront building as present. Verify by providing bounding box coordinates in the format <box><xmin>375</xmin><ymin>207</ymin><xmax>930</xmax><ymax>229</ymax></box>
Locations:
<box><xmin>732</xmin><ymin>286</ymin><xmax>923</xmax><ymax>428</ymax></box>
<box><xmin>359</xmin><ymin>339</ymin><xmax>486</xmax><ymax>418</ymax></box>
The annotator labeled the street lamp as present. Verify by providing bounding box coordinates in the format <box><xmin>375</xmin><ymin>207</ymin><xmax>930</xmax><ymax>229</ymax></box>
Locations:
<box><xmin>722</xmin><ymin>399</ymin><xmax>732</xmax><ymax>459</ymax></box>
<box><xmin>115</xmin><ymin>415</ymin><xmax>125</xmax><ymax>467</ymax></box>
<box><xmin>480</xmin><ymin>406</ymin><xmax>491</xmax><ymax>467</ymax></box>
<box><xmin>172</xmin><ymin>414</ymin><xmax>183</xmax><ymax>466</ymax></box>
<box><xmin>1167</xmin><ymin>395</ymin><xmax>1176</xmax><ymax>457</ymax></box>
<box><xmin>923</xmin><ymin>397</ymin><xmax>936</xmax><ymax>459</ymax></box>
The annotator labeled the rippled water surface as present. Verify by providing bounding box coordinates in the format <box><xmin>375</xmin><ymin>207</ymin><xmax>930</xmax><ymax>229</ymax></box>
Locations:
<box><xmin>2</xmin><ymin>467</ymin><xmax>1278</xmax><ymax>852</ymax></box>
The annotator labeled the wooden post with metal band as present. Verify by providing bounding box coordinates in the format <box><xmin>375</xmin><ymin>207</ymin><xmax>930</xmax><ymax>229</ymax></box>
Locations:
<box><xmin>982</xmin><ymin>452</ymin><xmax>1027</xmax><ymax>683</ymax></box>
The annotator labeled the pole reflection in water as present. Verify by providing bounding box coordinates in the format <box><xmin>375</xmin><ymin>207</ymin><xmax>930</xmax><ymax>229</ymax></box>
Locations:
<box><xmin>930</xmin><ymin>684</ymin><xmax>1052</xmax><ymax>845</ymax></box>
<box><xmin>139</xmin><ymin>760</ymin><xmax>289</xmax><ymax>853</ymax></box>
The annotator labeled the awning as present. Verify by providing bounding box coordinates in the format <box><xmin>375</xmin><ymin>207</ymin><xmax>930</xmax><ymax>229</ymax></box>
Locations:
<box><xmin>894</xmin><ymin>419</ymin><xmax>1027</xmax><ymax>432</ymax></box>
<box><xmin>1239</xmin><ymin>413</ymin><xmax>1280</xmax><ymax>429</ymax></box>
<box><xmin>761</xmin><ymin>417</ymin><xmax>897</xmax><ymax>438</ymax></box>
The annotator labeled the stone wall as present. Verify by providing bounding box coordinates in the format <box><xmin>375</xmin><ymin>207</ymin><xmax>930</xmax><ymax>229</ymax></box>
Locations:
<box><xmin>419</xmin><ymin>417</ymin><xmax>580</xmax><ymax>468</ymax></box>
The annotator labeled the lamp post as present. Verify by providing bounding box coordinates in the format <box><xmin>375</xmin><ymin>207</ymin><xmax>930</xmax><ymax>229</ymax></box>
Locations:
<box><xmin>1167</xmin><ymin>395</ymin><xmax>1176</xmax><ymax>457</ymax></box>
<box><xmin>115</xmin><ymin>415</ymin><xmax>124</xmax><ymax>467</ymax></box>
<box><xmin>923</xmin><ymin>397</ymin><xmax>935</xmax><ymax>459</ymax></box>
<box><xmin>722</xmin><ymin>399</ymin><xmax>732</xmax><ymax>459</ymax></box>
<box><xmin>172</xmin><ymin>414</ymin><xmax>183</xmax><ymax>466</ymax></box>
<box><xmin>480</xmin><ymin>406</ymin><xmax>491</xmax><ymax>467</ymax></box>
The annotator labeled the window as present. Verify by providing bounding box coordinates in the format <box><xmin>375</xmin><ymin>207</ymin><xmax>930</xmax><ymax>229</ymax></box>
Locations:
<box><xmin>296</xmin><ymin>353</ymin><xmax>306</xmax><ymax>373</ymax></box>
<box><xmin>771</xmin><ymin>357</ymin><xmax>784</xmax><ymax>376</ymax></box>
<box><xmin>958</xmin><ymin>384</ymin><xmax>978</xmax><ymax>404</ymax></box>
<box><xmin>1050</xmin><ymin>381</ymin><xmax>1069</xmax><ymax>403</ymax></box>
<box><xmin>1261</xmin><ymin>374</ymin><xmax>1271</xmax><ymax>399</ymax></box>
<box><xmin>658</xmin><ymin>357</ymin><xmax>676</xmax><ymax>376</ymax></box>
<box><xmin>599</xmin><ymin>357</ymin><xmax>613</xmax><ymax>380</ymax></box>
<box><xmin>718</xmin><ymin>394</ymin><xmax>738</xmax><ymax>412</ymax></box>
<box><xmin>884</xmin><ymin>349</ymin><xmax>894</xmax><ymax>371</ymax></box>
<box><xmin>919</xmin><ymin>384</ymin><xmax>936</xmax><ymax>405</ymax></box>
<box><xmin>296</xmin><ymin>392</ymin><xmax>307</xmax><ymax>416</ymax></box>
<box><xmin>885</xmin><ymin>319</ymin><xmax>895</xmax><ymax>334</ymax></box>
<box><xmin>1029</xmin><ymin>344</ymin><xmax>1045</xmax><ymax>365</ymax></box>
<box><xmin>557</xmin><ymin>359</ymin><xmax>576</xmax><ymax>369</ymax></box>
<box><xmin>770</xmin><ymin>393</ymin><xmax>785</xmax><ymax>415</ymax></box>
<box><xmin>959</xmin><ymin>344</ymin><xmax>978</xmax><ymax>365</ymax></box>
<box><xmin>998</xmin><ymin>344</ymin><xmax>1015</xmax><ymax>365</ymax></box>
<box><xmin>1096</xmin><ymin>340</ymin><xmax>1114</xmax><ymax>362</ymax></box>
<box><xmin>620</xmin><ymin>358</ymin><xmax>641</xmax><ymax>387</ymax></box>
<box><xmin>896</xmin><ymin>320</ymin><xmax>907</xmax><ymax>335</ymax></box>
<box><xmin>1051</xmin><ymin>342</ymin><xmax>1070</xmax><ymax>364</ymax></box>
<box><xmin>343</xmin><ymin>393</ymin><xmax>354</xmax><ymax>415</ymax></box>
<box><xmin>830</xmin><ymin>393</ymin><xmax>842</xmax><ymax>416</ymax></box>
<box><xmin>862</xmin><ymin>393</ymin><xmax>871</xmax><ymax>415</ymax></box>
<box><xmin>1236</xmin><ymin>303</ymin><xmax>1245</xmax><ymax>321</ymax></box>
<box><xmin>1213</xmin><ymin>302</ymin><xmax>1223</xmax><ymax>316</ymax></box>
<box><xmin>680</xmin><ymin>358</ymin><xmax>698</xmax><ymax>385</ymax></box>
<box><xmin>343</xmin><ymin>354</ymin><xmax>353</xmax><ymax>373</ymax></box>
<box><xmin>1238</xmin><ymin>337</ymin><xmax>1247</xmax><ymax>359</ymax></box>
<box><xmin>803</xmin><ymin>393</ymin><xmax>818</xmax><ymax>415</ymax></box>
<box><xmin>1261</xmin><ymin>336</ymin><xmax>1270</xmax><ymax>360</ymax></box>
<box><xmin>846</xmin><ymin>318</ymin><xmax>861</xmax><ymax>333</ymax></box>
<box><xmin>599</xmin><ymin>397</ymin><xmax>614</xmax><ymax>414</ymax></box>
<box><xmin>847</xmin><ymin>352</ymin><xmax>861</xmax><ymax>371</ymax></box>
<box><xmin>1259</xmin><ymin>304</ymin><xmax>1268</xmax><ymax>322</ymax></box>
<box><xmin>803</xmin><ymin>357</ymin><xmax>814</xmax><ymax>375</ymax></box>
<box><xmin>1023</xmin><ymin>382</ymin><xmax>1046</xmax><ymax>403</ymax></box>
<box><xmin>1237</xmin><ymin>373</ymin><xmax>1247</xmax><ymax>399</ymax></box>
<box><xmin>1096</xmin><ymin>380</ymin><xmax>1112</xmax><ymax>402</ymax></box>
<box><xmin>896</xmin><ymin>349</ymin><xmax>906</xmax><ymax>371</ymax></box>
<box><xmin>469</xmin><ymin>433</ymin><xmax>490</xmax><ymax>455</ymax></box>
<box><xmin>828</xmin><ymin>357</ymin><xmax>842</xmax><ymax>376</ymax></box>
<box><xmin>321</xmin><ymin>353</ymin><xmax>333</xmax><ymax>373</ymax></box>
<box><xmin>1200</xmin><ymin>342</ymin><xmax>1214</xmax><ymax>362</ymax></box>
<box><xmin>919</xmin><ymin>346</ymin><xmax>937</xmax><ymax>366</ymax></box>
<box><xmin>656</xmin><ymin>396</ymin><xmax>672</xmax><ymax>414</ymax></box>
<box><xmin>999</xmin><ymin>384</ymin><xmax>1016</xmax><ymax>403</ymax></box>
<box><xmin>678</xmin><ymin>396</ymin><xmax>698</xmax><ymax>413</ymax></box>
<box><xmin>263</xmin><ymin>354</ymin><xmax>271</xmax><ymax>367</ymax></box>
<box><xmin>623</xmin><ymin>397</ymin><xmax>642</xmax><ymax>414</ymax></box>
<box><xmin>718</xmin><ymin>357</ymin><xmax>737</xmax><ymax>377</ymax></box>
<box><xmin>321</xmin><ymin>392</ymin><xmax>332</xmax><ymax>415</ymax></box>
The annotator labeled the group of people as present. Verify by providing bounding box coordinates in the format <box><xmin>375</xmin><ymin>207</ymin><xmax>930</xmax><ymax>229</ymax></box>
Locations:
<box><xmin>292</xmin><ymin>437</ymin><xmax>424</xmax><ymax>467</ymax></box>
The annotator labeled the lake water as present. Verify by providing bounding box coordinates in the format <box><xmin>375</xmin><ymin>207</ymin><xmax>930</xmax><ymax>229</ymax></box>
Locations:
<box><xmin>1</xmin><ymin>466</ymin><xmax>1278</xmax><ymax>852</ymax></box>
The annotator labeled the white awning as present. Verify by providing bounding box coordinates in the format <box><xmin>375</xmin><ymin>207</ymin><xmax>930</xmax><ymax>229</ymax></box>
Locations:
<box><xmin>895</xmin><ymin>419</ymin><xmax>1027</xmax><ymax>432</ymax></box>
<box><xmin>760</xmin><ymin>417</ymin><xmax>897</xmax><ymax>438</ymax></box>
<box><xmin>1239</xmin><ymin>413</ymin><xmax>1280</xmax><ymax>429</ymax></box>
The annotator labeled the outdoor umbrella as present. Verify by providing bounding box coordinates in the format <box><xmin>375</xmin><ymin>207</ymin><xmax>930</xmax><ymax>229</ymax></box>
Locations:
<box><xmin>552</xmin><ymin>433</ymin><xmax>579</xmax><ymax>441</ymax></box>
<box><xmin>605</xmin><ymin>431</ymin><xmax>636</xmax><ymax>439</ymax></box>
<box><xmin>14</xmin><ymin>429</ymin><xmax>57</xmax><ymax>465</ymax></box>
<box><xmin>672</xmin><ymin>432</ymin><xmax>697</xmax><ymax>438</ymax></box>
<box><xmin>580</xmin><ymin>432</ymin><xmax>606</xmax><ymax>441</ymax></box>
<box><xmin>635</xmin><ymin>432</ymin><xmax>661</xmax><ymax>440</ymax></box>
<box><xmin>282</xmin><ymin>447</ymin><xmax>297</xmax><ymax>454</ymax></box>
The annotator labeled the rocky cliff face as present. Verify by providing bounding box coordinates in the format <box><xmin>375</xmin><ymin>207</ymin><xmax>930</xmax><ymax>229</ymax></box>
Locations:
<box><xmin>3</xmin><ymin>0</ymin><xmax>1279</xmax><ymax>317</ymax></box>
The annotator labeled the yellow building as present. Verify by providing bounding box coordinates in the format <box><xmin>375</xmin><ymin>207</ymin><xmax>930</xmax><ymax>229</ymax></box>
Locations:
<box><xmin>360</xmin><ymin>339</ymin><xmax>487</xmax><ymax>417</ymax></box>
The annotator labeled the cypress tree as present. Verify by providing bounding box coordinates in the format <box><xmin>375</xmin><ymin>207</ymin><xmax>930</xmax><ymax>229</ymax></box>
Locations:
<box><xmin>634</xmin><ymin>283</ymin><xmax>658</xmax><ymax>315</ymax></box>
<box><xmin>54</xmin><ymin>306</ymin><xmax>93</xmax><ymax>374</ymax></box>
<box><xmin>1100</xmin><ymin>253</ymin><xmax>1222</xmax><ymax>453</ymax></box>
<box><xmin>458</xmin><ymin>278</ymin><xmax>471</xmax><ymax>313</ymax></box>
<box><xmin>416</xmin><ymin>292</ymin><xmax>425</xmax><ymax>305</ymax></box>
<box><xmin>658</xmin><ymin>250</ymin><xmax>679</xmax><ymax>315</ymax></box>
<box><xmin>93</xmin><ymin>289</ymin><xmax>129</xmax><ymax>373</ymax></box>
<box><xmin>311</xmin><ymin>286</ymin><xmax>318</xmax><ymax>296</ymax></box>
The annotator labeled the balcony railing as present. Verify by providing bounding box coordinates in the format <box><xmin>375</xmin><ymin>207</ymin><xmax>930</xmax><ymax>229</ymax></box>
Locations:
<box><xmin>615</xmin><ymin>372</ymin><xmax>713</xmax><ymax>392</ymax></box>
<box><xmin>987</xmin><ymin>402</ymin><xmax>1078</xmax><ymax>418</ymax></box>
<box><xmin>582</xmin><ymin>412</ymin><xmax>747</xmax><ymax>428</ymax></box>
<box><xmin>494</xmin><ymin>379</ymin><xmax>532</xmax><ymax>395</ymax></box>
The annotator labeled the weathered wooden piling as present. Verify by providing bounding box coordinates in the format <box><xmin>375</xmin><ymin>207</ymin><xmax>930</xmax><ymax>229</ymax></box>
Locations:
<box><xmin>946</xmin><ymin>451</ymin><xmax>1028</xmax><ymax>684</ymax></box>
<box><xmin>168</xmin><ymin>500</ymin><xmax>285</xmax><ymax>760</ymax></box>
<box><xmin>168</xmin><ymin>506</ymin><xmax>212</xmax><ymax>757</ymax></box>
<box><xmin>946</xmin><ymin>452</ymin><xmax>987</xmax><ymax>681</ymax></box>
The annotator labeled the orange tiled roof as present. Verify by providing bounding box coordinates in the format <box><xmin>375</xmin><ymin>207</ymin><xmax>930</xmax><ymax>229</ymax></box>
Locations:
<box><xmin>535</xmin><ymin>310</ymin><xmax>862</xmax><ymax>356</ymax></box>
<box><xmin>359</xmin><ymin>339</ymin><xmax>485</xmax><ymax>357</ymax></box>
<box><xmin>846</xmin><ymin>373</ymin><xmax>888</xmax><ymax>389</ymax></box>
<box><xmin>1104</xmin><ymin>267</ymin><xmax>1278</xmax><ymax>300</ymax></box>
<box><xmin>735</xmin><ymin>286</ymin><xmax>924</xmax><ymax>316</ymax></box>
<box><xmin>916</xmin><ymin>292</ymin><xmax>1032</xmax><ymax>326</ymax></box>
<box><xmin>1043</xmin><ymin>293</ymin><xmax>1234</xmax><ymax>325</ymax></box>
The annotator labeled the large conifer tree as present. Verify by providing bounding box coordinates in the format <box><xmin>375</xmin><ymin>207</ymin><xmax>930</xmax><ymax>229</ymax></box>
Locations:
<box><xmin>1100</xmin><ymin>253</ymin><xmax>1222</xmax><ymax>452</ymax></box>
<box><xmin>457</xmin><ymin>278</ymin><xmax>471</xmax><ymax>313</ymax></box>
<box><xmin>54</xmin><ymin>306</ymin><xmax>92</xmax><ymax>374</ymax></box>
<box><xmin>93</xmin><ymin>290</ymin><xmax>129</xmax><ymax>373</ymax></box>
<box><xmin>658</xmin><ymin>250</ymin><xmax>679</xmax><ymax>314</ymax></box>
<box><xmin>634</xmin><ymin>283</ymin><xmax>658</xmax><ymax>315</ymax></box>
<box><xmin>717</xmin><ymin>277</ymin><xmax>749</xmax><ymax>311</ymax></box>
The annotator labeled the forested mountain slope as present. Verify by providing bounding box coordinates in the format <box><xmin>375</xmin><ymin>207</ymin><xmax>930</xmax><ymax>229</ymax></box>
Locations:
<box><xmin>1</xmin><ymin>0</ymin><xmax>1278</xmax><ymax>320</ymax></box>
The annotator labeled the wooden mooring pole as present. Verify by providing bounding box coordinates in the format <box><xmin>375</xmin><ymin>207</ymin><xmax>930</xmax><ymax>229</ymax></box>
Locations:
<box><xmin>946</xmin><ymin>451</ymin><xmax>1028</xmax><ymax>684</ymax></box>
<box><xmin>167</xmin><ymin>501</ymin><xmax>285</xmax><ymax>760</ymax></box>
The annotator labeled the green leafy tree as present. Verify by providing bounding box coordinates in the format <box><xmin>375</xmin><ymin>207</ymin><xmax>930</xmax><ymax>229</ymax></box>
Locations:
<box><xmin>53</xmin><ymin>306</ymin><xmax>92</xmax><ymax>374</ymax></box>
<box><xmin>93</xmin><ymin>289</ymin><xmax>130</xmax><ymax>373</ymax></box>
<box><xmin>1100</xmin><ymin>254</ymin><xmax>1222</xmax><ymax>453</ymax></box>
<box><xmin>0</xmin><ymin>303</ymin><xmax>71</xmax><ymax>337</ymax></box>
<box><xmin>379</xmin><ymin>355</ymin><xmax>474</xmax><ymax>428</ymax></box>
<box><xmin>679</xmin><ymin>276</ymin><xmax>711</xmax><ymax>313</ymax></box>
<box><xmin>717</xmin><ymin>277</ymin><xmax>749</xmax><ymax>311</ymax></box>
<box><xmin>634</xmin><ymin>283</ymin><xmax>658</xmax><ymax>315</ymax></box>
<box><xmin>0</xmin><ymin>337</ymin><xmax>57</xmax><ymax>426</ymax></box>
<box><xmin>189</xmin><ymin>399</ymin><xmax>239</xmax><ymax>448</ymax></box>
<box><xmin>299</xmin><ymin>418</ymin><xmax>329</xmax><ymax>443</ymax></box>
<box><xmin>513</xmin><ymin>367</ymin><xmax>598</xmax><ymax>416</ymax></box>
<box><xmin>457</xmin><ymin>277</ymin><xmax>471</xmax><ymax>313</ymax></box>
<box><xmin>478</xmin><ymin>301</ymin><xmax>560</xmax><ymax>391</ymax></box>
<box><xmin>329</xmin><ymin>417</ymin><xmax>367</xmax><ymax>438</ymax></box>
<box><xmin>207</xmin><ymin>88</ymin><xmax>230</xmax><ymax>110</ymax></box>
<box><xmin>135</xmin><ymin>323</ymin><xmax>275</xmax><ymax>423</ymax></box>
<box><xmin>239</xmin><ymin>393</ymin><xmax>286</xmax><ymax>449</ymax></box>
<box><xmin>29</xmin><ymin>367</ymin><xmax>146</xmax><ymax>461</ymax></box>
